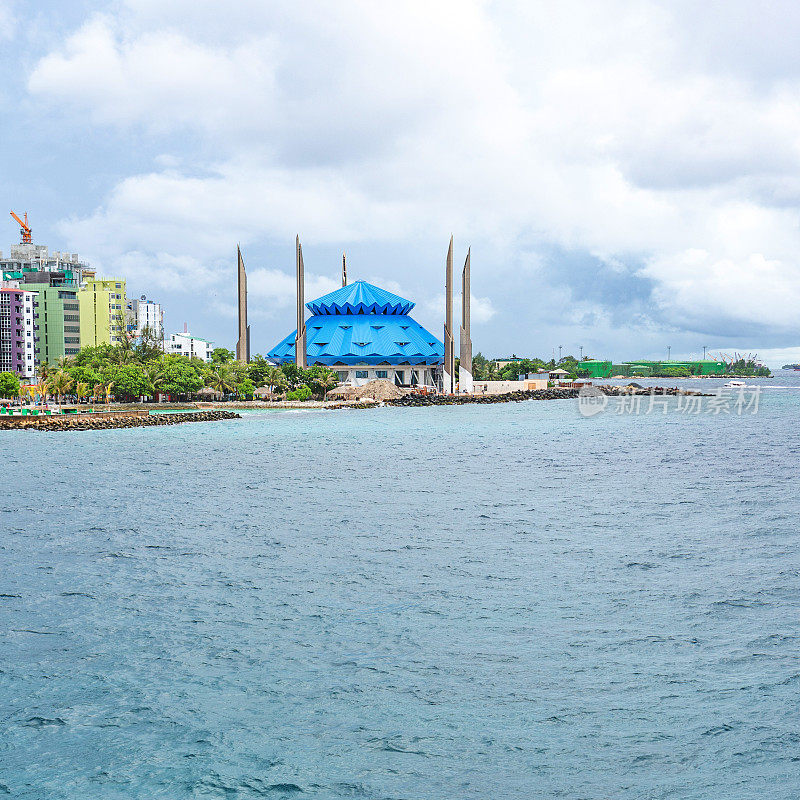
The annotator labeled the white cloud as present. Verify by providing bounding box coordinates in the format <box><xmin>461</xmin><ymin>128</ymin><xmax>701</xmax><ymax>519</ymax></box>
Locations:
<box><xmin>422</xmin><ymin>293</ymin><xmax>496</xmax><ymax>326</ymax></box>
<box><xmin>0</xmin><ymin>1</ymin><xmax>15</xmax><ymax>40</ymax></box>
<box><xmin>26</xmin><ymin>0</ymin><xmax>800</xmax><ymax>349</ymax></box>
<box><xmin>248</xmin><ymin>268</ymin><xmax>339</xmax><ymax>311</ymax></box>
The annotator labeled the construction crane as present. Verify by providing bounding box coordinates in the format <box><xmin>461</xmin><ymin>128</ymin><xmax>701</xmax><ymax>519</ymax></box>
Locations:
<box><xmin>10</xmin><ymin>211</ymin><xmax>32</xmax><ymax>244</ymax></box>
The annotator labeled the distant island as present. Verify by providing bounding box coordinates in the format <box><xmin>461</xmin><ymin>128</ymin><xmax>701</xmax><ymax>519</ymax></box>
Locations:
<box><xmin>475</xmin><ymin>354</ymin><xmax>772</xmax><ymax>380</ymax></box>
<box><xmin>782</xmin><ymin>363</ymin><xmax>800</xmax><ymax>370</ymax></box>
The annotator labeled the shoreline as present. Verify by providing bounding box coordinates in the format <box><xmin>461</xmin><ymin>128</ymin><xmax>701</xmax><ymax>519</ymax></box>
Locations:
<box><xmin>0</xmin><ymin>409</ymin><xmax>240</xmax><ymax>431</ymax></box>
<box><xmin>0</xmin><ymin>386</ymin><xmax>711</xmax><ymax>430</ymax></box>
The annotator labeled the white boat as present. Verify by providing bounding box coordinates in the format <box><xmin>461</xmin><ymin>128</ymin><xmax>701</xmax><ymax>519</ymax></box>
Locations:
<box><xmin>724</xmin><ymin>380</ymin><xmax>747</xmax><ymax>388</ymax></box>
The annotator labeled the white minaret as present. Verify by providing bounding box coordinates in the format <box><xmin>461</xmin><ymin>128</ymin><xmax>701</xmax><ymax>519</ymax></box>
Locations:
<box><xmin>459</xmin><ymin>248</ymin><xmax>473</xmax><ymax>394</ymax></box>
<box><xmin>295</xmin><ymin>235</ymin><xmax>307</xmax><ymax>368</ymax></box>
<box><xmin>443</xmin><ymin>236</ymin><xmax>455</xmax><ymax>393</ymax></box>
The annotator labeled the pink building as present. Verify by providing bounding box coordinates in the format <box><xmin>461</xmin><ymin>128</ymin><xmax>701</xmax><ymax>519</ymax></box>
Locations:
<box><xmin>0</xmin><ymin>284</ymin><xmax>38</xmax><ymax>378</ymax></box>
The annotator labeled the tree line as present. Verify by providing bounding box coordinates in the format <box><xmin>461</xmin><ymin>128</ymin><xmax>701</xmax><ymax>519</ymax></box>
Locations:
<box><xmin>0</xmin><ymin>339</ymin><xmax>339</xmax><ymax>404</ymax></box>
<box><xmin>467</xmin><ymin>353</ymin><xmax>586</xmax><ymax>381</ymax></box>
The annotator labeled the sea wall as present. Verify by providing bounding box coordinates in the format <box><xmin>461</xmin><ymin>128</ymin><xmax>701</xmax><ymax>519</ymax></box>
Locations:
<box><xmin>0</xmin><ymin>410</ymin><xmax>241</xmax><ymax>432</ymax></box>
<box><xmin>387</xmin><ymin>386</ymin><xmax>706</xmax><ymax>407</ymax></box>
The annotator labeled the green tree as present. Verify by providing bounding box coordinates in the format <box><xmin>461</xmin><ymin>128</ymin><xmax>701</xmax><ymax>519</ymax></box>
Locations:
<box><xmin>237</xmin><ymin>377</ymin><xmax>255</xmax><ymax>400</ymax></box>
<box><xmin>134</xmin><ymin>325</ymin><xmax>164</xmax><ymax>362</ymax></box>
<box><xmin>66</xmin><ymin>365</ymin><xmax>102</xmax><ymax>389</ymax></box>
<box><xmin>207</xmin><ymin>364</ymin><xmax>235</xmax><ymax>395</ymax></box>
<box><xmin>279</xmin><ymin>363</ymin><xmax>305</xmax><ymax>390</ymax></box>
<box><xmin>36</xmin><ymin>361</ymin><xmax>51</xmax><ymax>385</ymax></box>
<box><xmin>49</xmin><ymin>370</ymin><xmax>74</xmax><ymax>408</ymax></box>
<box><xmin>211</xmin><ymin>348</ymin><xmax>235</xmax><ymax>364</ymax></box>
<box><xmin>161</xmin><ymin>357</ymin><xmax>204</xmax><ymax>398</ymax></box>
<box><xmin>304</xmin><ymin>365</ymin><xmax>339</xmax><ymax>397</ymax></box>
<box><xmin>144</xmin><ymin>363</ymin><xmax>166</xmax><ymax>399</ymax></box>
<box><xmin>258</xmin><ymin>365</ymin><xmax>287</xmax><ymax>396</ymax></box>
<box><xmin>471</xmin><ymin>352</ymin><xmax>490</xmax><ymax>379</ymax></box>
<box><xmin>247</xmin><ymin>354</ymin><xmax>273</xmax><ymax>385</ymax></box>
<box><xmin>104</xmin><ymin>365</ymin><xmax>149</xmax><ymax>401</ymax></box>
<box><xmin>286</xmin><ymin>384</ymin><xmax>312</xmax><ymax>401</ymax></box>
<box><xmin>0</xmin><ymin>371</ymin><xmax>21</xmax><ymax>399</ymax></box>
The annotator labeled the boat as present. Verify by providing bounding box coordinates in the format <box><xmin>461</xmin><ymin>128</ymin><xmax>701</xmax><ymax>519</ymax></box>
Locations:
<box><xmin>723</xmin><ymin>379</ymin><xmax>747</xmax><ymax>388</ymax></box>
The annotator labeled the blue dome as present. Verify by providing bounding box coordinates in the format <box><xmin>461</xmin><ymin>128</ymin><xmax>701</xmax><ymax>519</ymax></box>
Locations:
<box><xmin>268</xmin><ymin>281</ymin><xmax>444</xmax><ymax>366</ymax></box>
<box><xmin>305</xmin><ymin>280</ymin><xmax>414</xmax><ymax>316</ymax></box>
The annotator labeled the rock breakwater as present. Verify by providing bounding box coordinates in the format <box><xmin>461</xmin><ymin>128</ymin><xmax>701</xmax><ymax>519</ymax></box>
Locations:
<box><xmin>387</xmin><ymin>385</ymin><xmax>708</xmax><ymax>407</ymax></box>
<box><xmin>0</xmin><ymin>410</ymin><xmax>241</xmax><ymax>432</ymax></box>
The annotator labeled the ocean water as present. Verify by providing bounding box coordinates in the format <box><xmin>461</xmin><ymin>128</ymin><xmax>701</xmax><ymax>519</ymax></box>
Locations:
<box><xmin>2</xmin><ymin>377</ymin><xmax>800</xmax><ymax>799</ymax></box>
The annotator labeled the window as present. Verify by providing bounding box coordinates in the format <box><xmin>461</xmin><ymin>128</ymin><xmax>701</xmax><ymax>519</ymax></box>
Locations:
<box><xmin>376</xmin><ymin>370</ymin><xmax>388</xmax><ymax>378</ymax></box>
<box><xmin>336</xmin><ymin>371</ymin><xmax>348</xmax><ymax>382</ymax></box>
<box><xmin>355</xmin><ymin>370</ymin><xmax>368</xmax><ymax>379</ymax></box>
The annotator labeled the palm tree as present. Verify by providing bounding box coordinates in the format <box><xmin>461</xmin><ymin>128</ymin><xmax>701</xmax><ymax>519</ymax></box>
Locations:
<box><xmin>75</xmin><ymin>381</ymin><xmax>89</xmax><ymax>404</ymax></box>
<box><xmin>259</xmin><ymin>365</ymin><xmax>287</xmax><ymax>398</ymax></box>
<box><xmin>38</xmin><ymin>378</ymin><xmax>50</xmax><ymax>408</ymax></box>
<box><xmin>56</xmin><ymin>355</ymin><xmax>74</xmax><ymax>370</ymax></box>
<box><xmin>207</xmin><ymin>365</ymin><xmax>235</xmax><ymax>396</ymax></box>
<box><xmin>92</xmin><ymin>382</ymin><xmax>103</xmax><ymax>408</ymax></box>
<box><xmin>144</xmin><ymin>363</ymin><xmax>165</xmax><ymax>401</ymax></box>
<box><xmin>36</xmin><ymin>363</ymin><xmax>51</xmax><ymax>405</ymax></box>
<box><xmin>49</xmin><ymin>370</ymin><xmax>74</xmax><ymax>410</ymax></box>
<box><xmin>110</xmin><ymin>346</ymin><xmax>135</xmax><ymax>365</ymax></box>
<box><xmin>103</xmin><ymin>381</ymin><xmax>115</xmax><ymax>404</ymax></box>
<box><xmin>315</xmin><ymin>369</ymin><xmax>339</xmax><ymax>396</ymax></box>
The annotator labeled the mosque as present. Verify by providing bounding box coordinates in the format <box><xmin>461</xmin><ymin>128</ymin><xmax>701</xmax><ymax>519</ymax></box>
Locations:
<box><xmin>241</xmin><ymin>237</ymin><xmax>472</xmax><ymax>392</ymax></box>
<box><xmin>267</xmin><ymin>279</ymin><xmax>444</xmax><ymax>388</ymax></box>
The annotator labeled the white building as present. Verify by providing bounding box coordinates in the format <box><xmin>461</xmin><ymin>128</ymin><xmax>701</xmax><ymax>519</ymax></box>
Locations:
<box><xmin>167</xmin><ymin>327</ymin><xmax>213</xmax><ymax>362</ymax></box>
<box><xmin>129</xmin><ymin>298</ymin><xmax>164</xmax><ymax>340</ymax></box>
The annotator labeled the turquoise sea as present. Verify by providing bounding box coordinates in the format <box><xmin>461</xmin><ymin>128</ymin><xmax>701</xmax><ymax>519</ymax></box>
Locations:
<box><xmin>2</xmin><ymin>374</ymin><xmax>799</xmax><ymax>799</ymax></box>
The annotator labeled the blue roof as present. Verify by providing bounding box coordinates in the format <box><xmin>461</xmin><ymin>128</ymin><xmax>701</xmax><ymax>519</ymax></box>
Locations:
<box><xmin>268</xmin><ymin>280</ymin><xmax>443</xmax><ymax>366</ymax></box>
<box><xmin>306</xmin><ymin>280</ymin><xmax>414</xmax><ymax>316</ymax></box>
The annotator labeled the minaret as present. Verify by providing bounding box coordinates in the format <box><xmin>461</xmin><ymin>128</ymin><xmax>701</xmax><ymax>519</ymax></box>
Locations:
<box><xmin>295</xmin><ymin>235</ymin><xmax>307</xmax><ymax>368</ymax></box>
<box><xmin>342</xmin><ymin>252</ymin><xmax>347</xmax><ymax>287</ymax></box>
<box><xmin>459</xmin><ymin>248</ymin><xmax>473</xmax><ymax>394</ymax></box>
<box><xmin>443</xmin><ymin>236</ymin><xmax>455</xmax><ymax>393</ymax></box>
<box><xmin>236</xmin><ymin>245</ymin><xmax>250</xmax><ymax>363</ymax></box>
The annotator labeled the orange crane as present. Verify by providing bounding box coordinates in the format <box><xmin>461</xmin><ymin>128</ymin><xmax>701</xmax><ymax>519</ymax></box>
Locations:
<box><xmin>10</xmin><ymin>211</ymin><xmax>32</xmax><ymax>244</ymax></box>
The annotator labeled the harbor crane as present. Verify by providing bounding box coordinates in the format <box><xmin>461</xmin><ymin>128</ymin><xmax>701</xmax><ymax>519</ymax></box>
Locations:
<box><xmin>10</xmin><ymin>211</ymin><xmax>32</xmax><ymax>244</ymax></box>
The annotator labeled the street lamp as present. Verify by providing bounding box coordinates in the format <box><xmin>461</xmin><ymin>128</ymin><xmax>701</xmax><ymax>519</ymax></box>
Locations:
<box><xmin>703</xmin><ymin>345</ymin><xmax>707</xmax><ymax>359</ymax></box>
<box><xmin>558</xmin><ymin>345</ymin><xmax>562</xmax><ymax>363</ymax></box>
<box><xmin>667</xmin><ymin>345</ymin><xmax>671</xmax><ymax>361</ymax></box>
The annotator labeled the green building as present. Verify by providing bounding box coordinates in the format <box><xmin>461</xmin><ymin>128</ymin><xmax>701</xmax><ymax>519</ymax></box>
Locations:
<box><xmin>79</xmin><ymin>277</ymin><xmax>128</xmax><ymax>347</ymax></box>
<box><xmin>579</xmin><ymin>359</ymin><xmax>726</xmax><ymax>378</ymax></box>
<box><xmin>32</xmin><ymin>285</ymin><xmax>81</xmax><ymax>364</ymax></box>
<box><xmin>2</xmin><ymin>243</ymin><xmax>92</xmax><ymax>366</ymax></box>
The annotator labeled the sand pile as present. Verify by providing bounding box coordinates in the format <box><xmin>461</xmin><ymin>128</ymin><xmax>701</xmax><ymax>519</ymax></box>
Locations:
<box><xmin>327</xmin><ymin>379</ymin><xmax>406</xmax><ymax>401</ymax></box>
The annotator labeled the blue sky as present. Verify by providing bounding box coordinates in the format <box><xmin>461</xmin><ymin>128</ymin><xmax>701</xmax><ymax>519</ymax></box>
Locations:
<box><xmin>2</xmin><ymin>0</ymin><xmax>800</xmax><ymax>366</ymax></box>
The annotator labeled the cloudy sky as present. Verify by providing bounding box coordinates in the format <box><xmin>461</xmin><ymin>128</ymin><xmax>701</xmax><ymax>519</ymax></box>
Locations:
<box><xmin>2</xmin><ymin>0</ymin><xmax>800</xmax><ymax>365</ymax></box>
